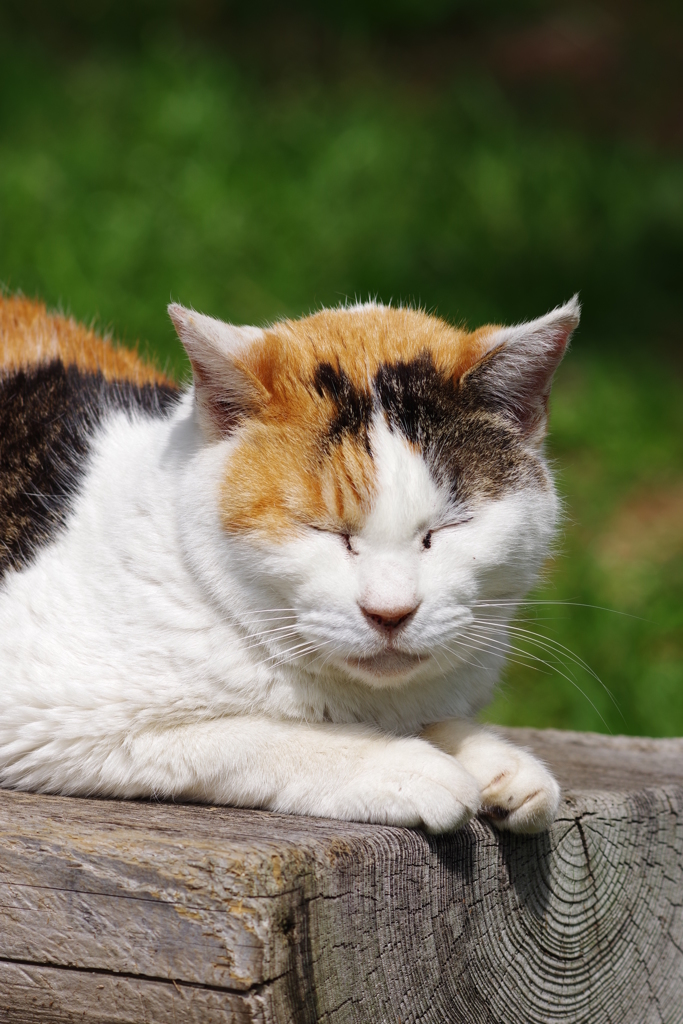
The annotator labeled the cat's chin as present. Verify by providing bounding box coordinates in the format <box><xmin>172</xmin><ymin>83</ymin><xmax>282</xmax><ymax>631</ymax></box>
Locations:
<box><xmin>341</xmin><ymin>650</ymin><xmax>429</xmax><ymax>685</ymax></box>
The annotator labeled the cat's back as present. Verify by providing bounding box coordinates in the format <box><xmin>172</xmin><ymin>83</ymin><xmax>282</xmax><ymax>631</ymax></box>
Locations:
<box><xmin>0</xmin><ymin>295</ymin><xmax>178</xmax><ymax>577</ymax></box>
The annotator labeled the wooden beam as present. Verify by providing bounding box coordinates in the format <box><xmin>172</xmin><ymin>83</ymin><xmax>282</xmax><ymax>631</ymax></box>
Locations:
<box><xmin>1</xmin><ymin>728</ymin><xmax>682</xmax><ymax>1023</ymax></box>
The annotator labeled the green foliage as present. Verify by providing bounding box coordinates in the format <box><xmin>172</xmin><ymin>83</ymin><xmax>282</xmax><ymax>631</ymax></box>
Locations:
<box><xmin>0</xmin><ymin>28</ymin><xmax>681</xmax><ymax>735</ymax></box>
<box><xmin>1</xmin><ymin>40</ymin><xmax>681</xmax><ymax>371</ymax></box>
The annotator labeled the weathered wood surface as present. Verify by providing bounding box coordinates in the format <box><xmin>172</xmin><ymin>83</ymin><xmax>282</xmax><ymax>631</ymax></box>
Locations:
<box><xmin>0</xmin><ymin>727</ymin><xmax>682</xmax><ymax>1024</ymax></box>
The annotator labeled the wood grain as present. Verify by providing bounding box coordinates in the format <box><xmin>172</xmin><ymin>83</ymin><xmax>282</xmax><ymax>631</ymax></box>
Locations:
<box><xmin>0</xmin><ymin>728</ymin><xmax>681</xmax><ymax>1023</ymax></box>
<box><xmin>502</xmin><ymin>725</ymin><xmax>683</xmax><ymax>790</ymax></box>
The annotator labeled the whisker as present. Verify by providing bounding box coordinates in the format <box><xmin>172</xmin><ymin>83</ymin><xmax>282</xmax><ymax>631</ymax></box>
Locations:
<box><xmin>471</xmin><ymin>619</ymin><xmax>623</xmax><ymax>719</ymax></box>
<box><xmin>216</xmin><ymin>625</ymin><xmax>301</xmax><ymax>659</ymax></box>
<box><xmin>461</xmin><ymin>628</ymin><xmax>612</xmax><ymax>731</ymax></box>
<box><xmin>275</xmin><ymin>640</ymin><xmax>334</xmax><ymax>667</ymax></box>
<box><xmin>243</xmin><ymin>608</ymin><xmax>298</xmax><ymax>615</ymax></box>
<box><xmin>440</xmin><ymin>640</ymin><xmax>490</xmax><ymax>672</ymax></box>
<box><xmin>242</xmin><ymin>625</ymin><xmax>300</xmax><ymax>640</ymax></box>
<box><xmin>430</xmin><ymin>646</ymin><xmax>450</xmax><ymax>674</ymax></box>
<box><xmin>241</xmin><ymin>615</ymin><xmax>298</xmax><ymax>624</ymax></box>
<box><xmin>461</xmin><ymin>630</ymin><xmax>576</xmax><ymax>680</ymax></box>
<box><xmin>308</xmin><ymin>642</ymin><xmax>341</xmax><ymax>670</ymax></box>
<box><xmin>237</xmin><ymin>637</ymin><xmax>300</xmax><ymax>657</ymax></box>
<box><xmin>260</xmin><ymin>637</ymin><xmax>329</xmax><ymax>666</ymax></box>
<box><xmin>474</xmin><ymin>618</ymin><xmax>610</xmax><ymax>687</ymax></box>
<box><xmin>473</xmin><ymin>599</ymin><xmax>646</xmax><ymax>621</ymax></box>
<box><xmin>443</xmin><ymin>637</ymin><xmax>548</xmax><ymax>676</ymax></box>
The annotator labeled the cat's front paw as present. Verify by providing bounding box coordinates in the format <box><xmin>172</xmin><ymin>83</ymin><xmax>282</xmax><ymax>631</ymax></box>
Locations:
<box><xmin>357</xmin><ymin>743</ymin><xmax>481</xmax><ymax>833</ymax></box>
<box><xmin>476</xmin><ymin>747</ymin><xmax>560</xmax><ymax>834</ymax></box>
<box><xmin>307</xmin><ymin>738</ymin><xmax>481</xmax><ymax>834</ymax></box>
<box><xmin>422</xmin><ymin>721</ymin><xmax>560</xmax><ymax>833</ymax></box>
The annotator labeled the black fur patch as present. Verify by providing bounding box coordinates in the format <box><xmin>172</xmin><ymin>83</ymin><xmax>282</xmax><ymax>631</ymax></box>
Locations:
<box><xmin>374</xmin><ymin>352</ymin><xmax>545</xmax><ymax>502</ymax></box>
<box><xmin>0</xmin><ymin>361</ymin><xmax>178</xmax><ymax>579</ymax></box>
<box><xmin>311</xmin><ymin>352</ymin><xmax>545</xmax><ymax>500</ymax></box>
<box><xmin>313</xmin><ymin>362</ymin><xmax>373</xmax><ymax>451</ymax></box>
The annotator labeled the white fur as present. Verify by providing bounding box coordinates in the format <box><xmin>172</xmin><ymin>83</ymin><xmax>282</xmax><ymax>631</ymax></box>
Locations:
<box><xmin>0</xmin><ymin>305</ymin><xmax>572</xmax><ymax>832</ymax></box>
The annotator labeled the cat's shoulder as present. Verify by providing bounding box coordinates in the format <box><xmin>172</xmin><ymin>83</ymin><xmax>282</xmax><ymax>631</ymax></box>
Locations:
<box><xmin>0</xmin><ymin>294</ymin><xmax>170</xmax><ymax>385</ymax></box>
<box><xmin>0</xmin><ymin>295</ymin><xmax>179</xmax><ymax>577</ymax></box>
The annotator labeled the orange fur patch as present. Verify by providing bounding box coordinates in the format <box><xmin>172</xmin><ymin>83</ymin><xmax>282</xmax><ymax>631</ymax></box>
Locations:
<box><xmin>0</xmin><ymin>295</ymin><xmax>170</xmax><ymax>386</ymax></box>
<box><xmin>220</xmin><ymin>304</ymin><xmax>499</xmax><ymax>540</ymax></box>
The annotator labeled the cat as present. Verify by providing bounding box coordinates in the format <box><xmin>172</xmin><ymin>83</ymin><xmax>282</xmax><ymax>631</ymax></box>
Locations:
<box><xmin>0</xmin><ymin>292</ymin><xmax>580</xmax><ymax>834</ymax></box>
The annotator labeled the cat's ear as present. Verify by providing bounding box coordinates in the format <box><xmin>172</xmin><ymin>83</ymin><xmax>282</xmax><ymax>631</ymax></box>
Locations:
<box><xmin>169</xmin><ymin>304</ymin><xmax>268</xmax><ymax>438</ymax></box>
<box><xmin>460</xmin><ymin>295</ymin><xmax>580</xmax><ymax>442</ymax></box>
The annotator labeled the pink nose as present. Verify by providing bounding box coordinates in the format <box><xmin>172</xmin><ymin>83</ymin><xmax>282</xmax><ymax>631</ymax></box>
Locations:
<box><xmin>360</xmin><ymin>604</ymin><xmax>419</xmax><ymax>633</ymax></box>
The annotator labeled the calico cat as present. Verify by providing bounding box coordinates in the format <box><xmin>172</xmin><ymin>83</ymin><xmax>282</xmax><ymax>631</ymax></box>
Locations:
<box><xmin>0</xmin><ymin>293</ymin><xmax>579</xmax><ymax>833</ymax></box>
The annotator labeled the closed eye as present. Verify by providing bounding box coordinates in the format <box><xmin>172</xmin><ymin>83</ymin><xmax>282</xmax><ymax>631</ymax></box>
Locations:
<box><xmin>310</xmin><ymin>525</ymin><xmax>357</xmax><ymax>554</ymax></box>
<box><xmin>422</xmin><ymin>516</ymin><xmax>473</xmax><ymax>549</ymax></box>
<box><xmin>341</xmin><ymin>533</ymin><xmax>356</xmax><ymax>554</ymax></box>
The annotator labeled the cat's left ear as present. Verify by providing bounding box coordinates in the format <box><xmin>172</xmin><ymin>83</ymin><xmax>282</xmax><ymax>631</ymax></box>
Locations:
<box><xmin>461</xmin><ymin>295</ymin><xmax>580</xmax><ymax>442</ymax></box>
<box><xmin>169</xmin><ymin>304</ymin><xmax>268</xmax><ymax>438</ymax></box>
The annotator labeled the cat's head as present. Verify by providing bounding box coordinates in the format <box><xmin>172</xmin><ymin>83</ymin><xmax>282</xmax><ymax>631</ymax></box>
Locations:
<box><xmin>170</xmin><ymin>299</ymin><xmax>579</xmax><ymax>691</ymax></box>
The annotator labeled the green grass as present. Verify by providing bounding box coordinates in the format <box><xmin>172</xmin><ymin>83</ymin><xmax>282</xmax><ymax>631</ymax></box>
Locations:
<box><xmin>1</xmin><ymin>31</ymin><xmax>681</xmax><ymax>735</ymax></box>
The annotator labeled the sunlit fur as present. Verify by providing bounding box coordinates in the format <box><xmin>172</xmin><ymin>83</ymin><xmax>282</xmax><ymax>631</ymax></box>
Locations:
<box><xmin>0</xmin><ymin>297</ymin><xmax>579</xmax><ymax>833</ymax></box>
<box><xmin>0</xmin><ymin>294</ymin><xmax>169</xmax><ymax>386</ymax></box>
<box><xmin>215</xmin><ymin>304</ymin><xmax>498</xmax><ymax>538</ymax></box>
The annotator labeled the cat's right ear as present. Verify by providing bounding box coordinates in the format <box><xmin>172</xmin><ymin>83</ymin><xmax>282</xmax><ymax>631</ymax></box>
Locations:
<box><xmin>169</xmin><ymin>304</ymin><xmax>268</xmax><ymax>438</ymax></box>
<box><xmin>458</xmin><ymin>296</ymin><xmax>580</xmax><ymax>443</ymax></box>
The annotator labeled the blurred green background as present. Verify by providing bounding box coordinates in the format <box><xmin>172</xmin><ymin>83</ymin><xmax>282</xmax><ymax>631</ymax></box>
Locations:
<box><xmin>1</xmin><ymin>0</ymin><xmax>681</xmax><ymax>735</ymax></box>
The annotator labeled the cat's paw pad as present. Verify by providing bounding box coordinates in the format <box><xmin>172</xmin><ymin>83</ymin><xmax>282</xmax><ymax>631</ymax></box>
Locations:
<box><xmin>479</xmin><ymin>752</ymin><xmax>560</xmax><ymax>834</ymax></box>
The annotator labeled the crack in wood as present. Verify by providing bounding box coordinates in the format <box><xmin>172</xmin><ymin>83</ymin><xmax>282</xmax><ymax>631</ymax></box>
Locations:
<box><xmin>0</xmin><ymin>954</ymin><xmax>286</xmax><ymax>997</ymax></box>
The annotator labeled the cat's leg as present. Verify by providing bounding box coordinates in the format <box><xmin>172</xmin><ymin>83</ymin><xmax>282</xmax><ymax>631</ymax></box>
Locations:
<box><xmin>113</xmin><ymin>716</ymin><xmax>481</xmax><ymax>833</ymax></box>
<box><xmin>420</xmin><ymin>720</ymin><xmax>560</xmax><ymax>833</ymax></box>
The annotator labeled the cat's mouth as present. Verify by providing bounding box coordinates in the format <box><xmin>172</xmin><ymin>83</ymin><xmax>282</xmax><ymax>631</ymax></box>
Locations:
<box><xmin>344</xmin><ymin>650</ymin><xmax>426</xmax><ymax>678</ymax></box>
